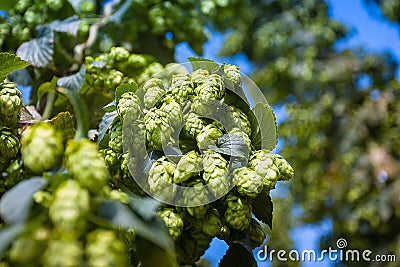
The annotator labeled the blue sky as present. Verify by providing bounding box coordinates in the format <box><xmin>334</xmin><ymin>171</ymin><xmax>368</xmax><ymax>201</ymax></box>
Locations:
<box><xmin>175</xmin><ymin>1</ymin><xmax>400</xmax><ymax>266</ymax></box>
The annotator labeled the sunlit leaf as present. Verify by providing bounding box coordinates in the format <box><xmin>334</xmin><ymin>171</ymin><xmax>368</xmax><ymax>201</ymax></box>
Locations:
<box><xmin>48</xmin><ymin>111</ymin><xmax>75</xmax><ymax>141</ymax></box>
<box><xmin>115</xmin><ymin>82</ymin><xmax>138</xmax><ymax>103</ymax></box>
<box><xmin>0</xmin><ymin>53</ymin><xmax>31</xmax><ymax>81</ymax></box>
<box><xmin>188</xmin><ymin>57</ymin><xmax>219</xmax><ymax>73</ymax></box>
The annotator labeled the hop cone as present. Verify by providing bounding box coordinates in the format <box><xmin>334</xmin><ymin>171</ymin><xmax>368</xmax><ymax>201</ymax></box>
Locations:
<box><xmin>224</xmin><ymin>195</ymin><xmax>251</xmax><ymax>231</ymax></box>
<box><xmin>144</xmin><ymin>108</ymin><xmax>174</xmax><ymax>150</ymax></box>
<box><xmin>85</xmin><ymin>229</ymin><xmax>128</xmax><ymax>267</ymax></box>
<box><xmin>109</xmin><ymin>46</ymin><xmax>130</xmax><ymax>62</ymax></box>
<box><xmin>104</xmin><ymin>69</ymin><xmax>123</xmax><ymax>89</ymax></box>
<box><xmin>117</xmin><ymin>92</ymin><xmax>142</xmax><ymax>119</ymax></box>
<box><xmin>202</xmin><ymin>150</ymin><xmax>229</xmax><ymax>198</ymax></box>
<box><xmin>194</xmin><ymin>74</ymin><xmax>225</xmax><ymax>101</ymax></box>
<box><xmin>49</xmin><ymin>180</ymin><xmax>90</xmax><ymax>233</ymax></box>
<box><xmin>184</xmin><ymin>179</ymin><xmax>210</xmax><ymax>219</ymax></box>
<box><xmin>160</xmin><ymin>97</ymin><xmax>183</xmax><ymax>129</ymax></box>
<box><xmin>229</xmin><ymin>106</ymin><xmax>251</xmax><ymax>136</ymax></box>
<box><xmin>143</xmin><ymin>77</ymin><xmax>166</xmax><ymax>109</ymax></box>
<box><xmin>273</xmin><ymin>154</ymin><xmax>294</xmax><ymax>181</ymax></box>
<box><xmin>123</xmin><ymin>119</ymin><xmax>146</xmax><ymax>158</ymax></box>
<box><xmin>196</xmin><ymin>208</ymin><xmax>222</xmax><ymax>237</ymax></box>
<box><xmin>158</xmin><ymin>208</ymin><xmax>184</xmax><ymax>241</ymax></box>
<box><xmin>65</xmin><ymin>139</ymin><xmax>108</xmax><ymax>193</ymax></box>
<box><xmin>233</xmin><ymin>167</ymin><xmax>264</xmax><ymax>198</ymax></box>
<box><xmin>0</xmin><ymin>82</ymin><xmax>22</xmax><ymax>126</ymax></box>
<box><xmin>148</xmin><ymin>157</ymin><xmax>176</xmax><ymax>202</ymax></box>
<box><xmin>137</xmin><ymin>62</ymin><xmax>164</xmax><ymax>84</ymax></box>
<box><xmin>101</xmin><ymin>148</ymin><xmax>120</xmax><ymax>173</ymax></box>
<box><xmin>248</xmin><ymin>150</ymin><xmax>280</xmax><ymax>190</ymax></box>
<box><xmin>224</xmin><ymin>64</ymin><xmax>241</xmax><ymax>85</ymax></box>
<box><xmin>183</xmin><ymin>112</ymin><xmax>207</xmax><ymax>140</ymax></box>
<box><xmin>0</xmin><ymin>127</ymin><xmax>19</xmax><ymax>161</ymax></box>
<box><xmin>173</xmin><ymin>151</ymin><xmax>202</xmax><ymax>183</ymax></box>
<box><xmin>109</xmin><ymin>120</ymin><xmax>123</xmax><ymax>154</ymax></box>
<box><xmin>246</xmin><ymin>218</ymin><xmax>266</xmax><ymax>248</ymax></box>
<box><xmin>196</xmin><ymin>124</ymin><xmax>223</xmax><ymax>150</ymax></box>
<box><xmin>21</xmin><ymin>123</ymin><xmax>63</xmax><ymax>174</ymax></box>
<box><xmin>191</xmin><ymin>69</ymin><xmax>209</xmax><ymax>86</ymax></box>
<box><xmin>43</xmin><ymin>238</ymin><xmax>83</xmax><ymax>267</ymax></box>
<box><xmin>169</xmin><ymin>73</ymin><xmax>194</xmax><ymax>103</ymax></box>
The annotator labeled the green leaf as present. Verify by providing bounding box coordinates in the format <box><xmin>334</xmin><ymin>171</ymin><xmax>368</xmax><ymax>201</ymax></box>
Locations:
<box><xmin>38</xmin><ymin>77</ymin><xmax>58</xmax><ymax>101</ymax></box>
<box><xmin>188</xmin><ymin>57</ymin><xmax>219</xmax><ymax>73</ymax></box>
<box><xmin>103</xmin><ymin>100</ymin><xmax>116</xmax><ymax>112</ymax></box>
<box><xmin>16</xmin><ymin>28</ymin><xmax>54</xmax><ymax>68</ymax></box>
<box><xmin>48</xmin><ymin>111</ymin><xmax>76</xmax><ymax>141</ymax></box>
<box><xmin>115</xmin><ymin>82</ymin><xmax>138</xmax><ymax>103</ymax></box>
<box><xmin>218</xmin><ymin>243</ymin><xmax>257</xmax><ymax>267</ymax></box>
<box><xmin>129</xmin><ymin>196</ymin><xmax>160</xmax><ymax>223</ymax></box>
<box><xmin>135</xmin><ymin>237</ymin><xmax>178</xmax><ymax>267</ymax></box>
<box><xmin>98</xmin><ymin>111</ymin><xmax>118</xmax><ymax>143</ymax></box>
<box><xmin>0</xmin><ymin>178</ymin><xmax>47</xmax><ymax>224</ymax></box>
<box><xmin>209</xmin><ymin>134</ymin><xmax>249</xmax><ymax>160</ymax></box>
<box><xmin>67</xmin><ymin>0</ymin><xmax>85</xmax><ymax>12</ymax></box>
<box><xmin>0</xmin><ymin>53</ymin><xmax>31</xmax><ymax>81</ymax></box>
<box><xmin>57</xmin><ymin>65</ymin><xmax>86</xmax><ymax>93</ymax></box>
<box><xmin>0</xmin><ymin>224</ymin><xmax>25</xmax><ymax>257</ymax></box>
<box><xmin>252</xmin><ymin>191</ymin><xmax>273</xmax><ymax>229</ymax></box>
<box><xmin>98</xmin><ymin>201</ymin><xmax>175</xmax><ymax>253</ymax></box>
<box><xmin>110</xmin><ymin>0</ymin><xmax>133</xmax><ymax>24</ymax></box>
<box><xmin>49</xmin><ymin>16</ymin><xmax>81</xmax><ymax>36</ymax></box>
<box><xmin>250</xmin><ymin>102</ymin><xmax>277</xmax><ymax>150</ymax></box>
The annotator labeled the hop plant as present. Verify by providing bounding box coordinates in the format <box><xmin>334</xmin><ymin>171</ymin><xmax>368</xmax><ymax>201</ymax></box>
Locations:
<box><xmin>224</xmin><ymin>64</ymin><xmax>241</xmax><ymax>85</ymax></box>
<box><xmin>65</xmin><ymin>139</ymin><xmax>108</xmax><ymax>193</ymax></box>
<box><xmin>21</xmin><ymin>123</ymin><xmax>63</xmax><ymax>174</ymax></box>
<box><xmin>273</xmin><ymin>154</ymin><xmax>294</xmax><ymax>181</ymax></box>
<box><xmin>109</xmin><ymin>46</ymin><xmax>130</xmax><ymax>62</ymax></box>
<box><xmin>183</xmin><ymin>179</ymin><xmax>210</xmax><ymax>219</ymax></box>
<box><xmin>229</xmin><ymin>106</ymin><xmax>251</xmax><ymax>136</ymax></box>
<box><xmin>246</xmin><ymin>218</ymin><xmax>266</xmax><ymax>248</ymax></box>
<box><xmin>160</xmin><ymin>97</ymin><xmax>183</xmax><ymax>129</ymax></box>
<box><xmin>173</xmin><ymin>151</ymin><xmax>202</xmax><ymax>183</ymax></box>
<box><xmin>202</xmin><ymin>149</ymin><xmax>229</xmax><ymax>198</ymax></box>
<box><xmin>0</xmin><ymin>127</ymin><xmax>19</xmax><ymax>161</ymax></box>
<box><xmin>194</xmin><ymin>74</ymin><xmax>225</xmax><ymax>102</ymax></box>
<box><xmin>109</xmin><ymin>121</ymin><xmax>123</xmax><ymax>154</ymax></box>
<box><xmin>104</xmin><ymin>69</ymin><xmax>123</xmax><ymax>89</ymax></box>
<box><xmin>117</xmin><ymin>92</ymin><xmax>142</xmax><ymax>119</ymax></box>
<box><xmin>0</xmin><ymin>82</ymin><xmax>22</xmax><ymax>126</ymax></box>
<box><xmin>143</xmin><ymin>77</ymin><xmax>166</xmax><ymax>109</ymax></box>
<box><xmin>148</xmin><ymin>157</ymin><xmax>176</xmax><ymax>202</ymax></box>
<box><xmin>85</xmin><ymin>229</ymin><xmax>129</xmax><ymax>267</ymax></box>
<box><xmin>233</xmin><ymin>167</ymin><xmax>264</xmax><ymax>198</ymax></box>
<box><xmin>183</xmin><ymin>112</ymin><xmax>208</xmax><ymax>140</ymax></box>
<box><xmin>228</xmin><ymin>127</ymin><xmax>252</xmax><ymax>154</ymax></box>
<box><xmin>158</xmin><ymin>208</ymin><xmax>184</xmax><ymax>241</ymax></box>
<box><xmin>169</xmin><ymin>73</ymin><xmax>194</xmax><ymax>103</ymax></box>
<box><xmin>144</xmin><ymin>108</ymin><xmax>174</xmax><ymax>150</ymax></box>
<box><xmin>196</xmin><ymin>124</ymin><xmax>223</xmax><ymax>150</ymax></box>
<box><xmin>43</xmin><ymin>237</ymin><xmax>83</xmax><ymax>267</ymax></box>
<box><xmin>248</xmin><ymin>150</ymin><xmax>281</xmax><ymax>190</ymax></box>
<box><xmin>102</xmin><ymin>148</ymin><xmax>120</xmax><ymax>173</ymax></box>
<box><xmin>191</xmin><ymin>69</ymin><xmax>210</xmax><ymax>86</ymax></box>
<box><xmin>49</xmin><ymin>179</ymin><xmax>90</xmax><ymax>233</ymax></box>
<box><xmin>196</xmin><ymin>208</ymin><xmax>222</xmax><ymax>237</ymax></box>
<box><xmin>224</xmin><ymin>195</ymin><xmax>252</xmax><ymax>231</ymax></box>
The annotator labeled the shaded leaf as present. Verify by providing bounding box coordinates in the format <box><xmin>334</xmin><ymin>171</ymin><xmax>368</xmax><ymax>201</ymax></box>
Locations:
<box><xmin>19</xmin><ymin>105</ymin><xmax>42</xmax><ymax>124</ymax></box>
<box><xmin>210</xmin><ymin>134</ymin><xmax>249</xmax><ymax>160</ymax></box>
<box><xmin>67</xmin><ymin>0</ymin><xmax>85</xmax><ymax>12</ymax></box>
<box><xmin>16</xmin><ymin>28</ymin><xmax>54</xmax><ymax>67</ymax></box>
<box><xmin>250</xmin><ymin>102</ymin><xmax>277</xmax><ymax>151</ymax></box>
<box><xmin>48</xmin><ymin>111</ymin><xmax>75</xmax><ymax>141</ymax></box>
<box><xmin>188</xmin><ymin>57</ymin><xmax>219</xmax><ymax>73</ymax></box>
<box><xmin>98</xmin><ymin>111</ymin><xmax>118</xmax><ymax>143</ymax></box>
<box><xmin>0</xmin><ymin>52</ymin><xmax>31</xmax><ymax>80</ymax></box>
<box><xmin>218</xmin><ymin>243</ymin><xmax>257</xmax><ymax>267</ymax></box>
<box><xmin>252</xmin><ymin>191</ymin><xmax>273</xmax><ymax>229</ymax></box>
<box><xmin>135</xmin><ymin>237</ymin><xmax>178</xmax><ymax>267</ymax></box>
<box><xmin>0</xmin><ymin>178</ymin><xmax>47</xmax><ymax>224</ymax></box>
<box><xmin>115</xmin><ymin>82</ymin><xmax>138</xmax><ymax>103</ymax></box>
<box><xmin>38</xmin><ymin>77</ymin><xmax>58</xmax><ymax>101</ymax></box>
<box><xmin>129</xmin><ymin>195</ymin><xmax>160</xmax><ymax>221</ymax></box>
<box><xmin>8</xmin><ymin>69</ymin><xmax>32</xmax><ymax>86</ymax></box>
<box><xmin>49</xmin><ymin>16</ymin><xmax>81</xmax><ymax>36</ymax></box>
<box><xmin>103</xmin><ymin>100</ymin><xmax>116</xmax><ymax>112</ymax></box>
<box><xmin>99</xmin><ymin>201</ymin><xmax>174</xmax><ymax>253</ymax></box>
<box><xmin>110</xmin><ymin>0</ymin><xmax>133</xmax><ymax>24</ymax></box>
<box><xmin>57</xmin><ymin>64</ymin><xmax>86</xmax><ymax>92</ymax></box>
<box><xmin>0</xmin><ymin>224</ymin><xmax>24</xmax><ymax>257</ymax></box>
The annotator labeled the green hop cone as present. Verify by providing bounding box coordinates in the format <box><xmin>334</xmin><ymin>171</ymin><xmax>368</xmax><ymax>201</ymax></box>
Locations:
<box><xmin>101</xmin><ymin>148</ymin><xmax>120</xmax><ymax>173</ymax></box>
<box><xmin>0</xmin><ymin>127</ymin><xmax>19</xmax><ymax>160</ymax></box>
<box><xmin>108</xmin><ymin>46</ymin><xmax>130</xmax><ymax>62</ymax></box>
<box><xmin>117</xmin><ymin>92</ymin><xmax>142</xmax><ymax>119</ymax></box>
<box><xmin>233</xmin><ymin>167</ymin><xmax>264</xmax><ymax>198</ymax></box>
<box><xmin>43</xmin><ymin>237</ymin><xmax>83</xmax><ymax>267</ymax></box>
<box><xmin>273</xmin><ymin>154</ymin><xmax>294</xmax><ymax>181</ymax></box>
<box><xmin>196</xmin><ymin>124</ymin><xmax>223</xmax><ymax>150</ymax></box>
<box><xmin>108</xmin><ymin>120</ymin><xmax>123</xmax><ymax>154</ymax></box>
<box><xmin>246</xmin><ymin>218</ymin><xmax>266</xmax><ymax>248</ymax></box>
<box><xmin>173</xmin><ymin>151</ymin><xmax>202</xmax><ymax>183</ymax></box>
<box><xmin>123</xmin><ymin>119</ymin><xmax>146</xmax><ymax>158</ymax></box>
<box><xmin>158</xmin><ymin>208</ymin><xmax>184</xmax><ymax>241</ymax></box>
<box><xmin>21</xmin><ymin>123</ymin><xmax>63</xmax><ymax>174</ymax></box>
<box><xmin>85</xmin><ymin>229</ymin><xmax>129</xmax><ymax>267</ymax></box>
<box><xmin>169</xmin><ymin>73</ymin><xmax>194</xmax><ymax>103</ymax></box>
<box><xmin>229</xmin><ymin>106</ymin><xmax>251</xmax><ymax>136</ymax></box>
<box><xmin>49</xmin><ymin>179</ymin><xmax>90</xmax><ymax>233</ymax></box>
<box><xmin>148</xmin><ymin>157</ymin><xmax>176</xmax><ymax>202</ymax></box>
<box><xmin>184</xmin><ymin>179</ymin><xmax>210</xmax><ymax>219</ymax></box>
<box><xmin>144</xmin><ymin>108</ymin><xmax>174</xmax><ymax>150</ymax></box>
<box><xmin>224</xmin><ymin>194</ymin><xmax>251</xmax><ymax>231</ymax></box>
<box><xmin>202</xmin><ymin>149</ymin><xmax>229</xmax><ymax>198</ymax></box>
<box><xmin>194</xmin><ymin>74</ymin><xmax>225</xmax><ymax>101</ymax></box>
<box><xmin>183</xmin><ymin>112</ymin><xmax>207</xmax><ymax>140</ymax></box>
<box><xmin>224</xmin><ymin>64</ymin><xmax>241</xmax><ymax>85</ymax></box>
<box><xmin>143</xmin><ymin>77</ymin><xmax>166</xmax><ymax>109</ymax></box>
<box><xmin>248</xmin><ymin>150</ymin><xmax>280</xmax><ymax>190</ymax></box>
<box><xmin>160</xmin><ymin>97</ymin><xmax>183</xmax><ymax>129</ymax></box>
<box><xmin>191</xmin><ymin>69</ymin><xmax>209</xmax><ymax>86</ymax></box>
<box><xmin>0</xmin><ymin>82</ymin><xmax>22</xmax><ymax>126</ymax></box>
<box><xmin>196</xmin><ymin>208</ymin><xmax>222</xmax><ymax>237</ymax></box>
<box><xmin>104</xmin><ymin>69</ymin><xmax>123</xmax><ymax>89</ymax></box>
<box><xmin>137</xmin><ymin>62</ymin><xmax>164</xmax><ymax>84</ymax></box>
<box><xmin>65</xmin><ymin>139</ymin><xmax>109</xmax><ymax>193</ymax></box>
